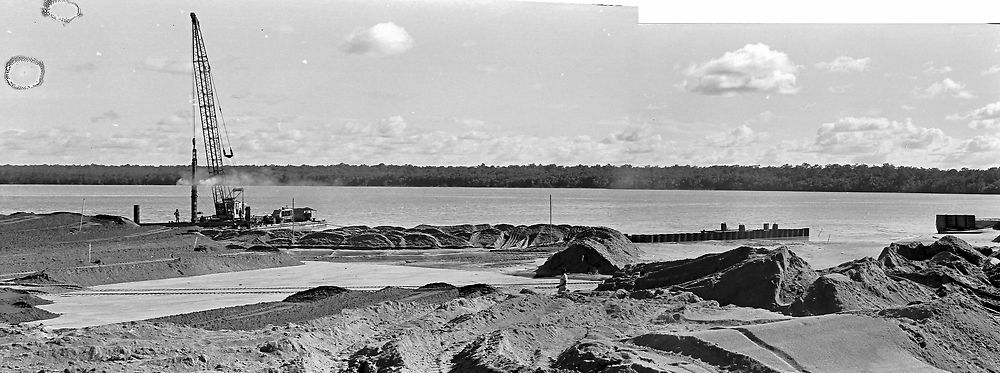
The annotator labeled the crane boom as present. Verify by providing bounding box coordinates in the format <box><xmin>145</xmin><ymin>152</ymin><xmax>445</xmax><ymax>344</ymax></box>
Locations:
<box><xmin>190</xmin><ymin>12</ymin><xmax>239</xmax><ymax>220</ymax></box>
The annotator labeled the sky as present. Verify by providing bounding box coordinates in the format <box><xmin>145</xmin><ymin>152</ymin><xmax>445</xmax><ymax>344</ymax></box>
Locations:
<box><xmin>1</xmin><ymin>0</ymin><xmax>999</xmax><ymax>169</ymax></box>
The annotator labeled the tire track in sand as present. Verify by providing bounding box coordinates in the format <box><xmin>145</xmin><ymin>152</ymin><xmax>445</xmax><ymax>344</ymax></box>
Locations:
<box><xmin>732</xmin><ymin>327</ymin><xmax>811</xmax><ymax>373</ymax></box>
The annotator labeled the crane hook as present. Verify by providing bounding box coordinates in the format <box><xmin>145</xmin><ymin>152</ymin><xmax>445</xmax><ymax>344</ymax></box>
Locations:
<box><xmin>224</xmin><ymin>147</ymin><xmax>234</xmax><ymax>158</ymax></box>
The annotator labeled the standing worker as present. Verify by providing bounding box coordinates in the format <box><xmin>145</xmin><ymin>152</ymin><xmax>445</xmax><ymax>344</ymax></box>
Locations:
<box><xmin>174</xmin><ymin>209</ymin><xmax>180</xmax><ymax>223</ymax></box>
<box><xmin>558</xmin><ymin>268</ymin><xmax>568</xmax><ymax>295</ymax></box>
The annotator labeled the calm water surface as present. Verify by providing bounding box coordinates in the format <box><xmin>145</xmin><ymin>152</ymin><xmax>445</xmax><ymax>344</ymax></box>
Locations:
<box><xmin>2</xmin><ymin>185</ymin><xmax>999</xmax><ymax>245</ymax></box>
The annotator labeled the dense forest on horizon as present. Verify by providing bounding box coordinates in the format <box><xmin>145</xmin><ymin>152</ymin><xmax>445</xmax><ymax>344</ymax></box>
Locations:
<box><xmin>1</xmin><ymin>163</ymin><xmax>1000</xmax><ymax>194</ymax></box>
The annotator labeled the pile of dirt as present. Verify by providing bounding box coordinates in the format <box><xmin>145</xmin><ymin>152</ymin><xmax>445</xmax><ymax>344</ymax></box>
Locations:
<box><xmin>0</xmin><ymin>288</ymin><xmax>57</xmax><ymax>324</ymax></box>
<box><xmin>601</xmin><ymin>235</ymin><xmax>1000</xmax><ymax>317</ymax></box>
<box><xmin>418</xmin><ymin>282</ymin><xmax>458</xmax><ymax>290</ymax></box>
<box><xmin>402</xmin><ymin>232</ymin><xmax>441</xmax><ymax>248</ymax></box>
<box><xmin>90</xmin><ymin>214</ymin><xmax>140</xmax><ymax>228</ymax></box>
<box><xmin>874</xmin><ymin>292</ymin><xmax>1000</xmax><ymax>372</ymax></box>
<box><xmin>155</xmin><ymin>285</ymin><xmax>486</xmax><ymax>331</ymax></box>
<box><xmin>8</xmin><ymin>272</ymin><xmax>68</xmax><ymax>286</ymax></box>
<box><xmin>298</xmin><ymin>231</ymin><xmax>346</xmax><ymax>246</ymax></box>
<box><xmin>345</xmin><ymin>233</ymin><xmax>395</xmax><ymax>248</ymax></box>
<box><xmin>789</xmin><ymin>257</ymin><xmax>934</xmax><ymax>316</ymax></box>
<box><xmin>535</xmin><ymin>226</ymin><xmax>643</xmax><ymax>277</ymax></box>
<box><xmin>283</xmin><ymin>286</ymin><xmax>351</xmax><ymax>303</ymax></box>
<box><xmin>457</xmin><ymin>283</ymin><xmax>498</xmax><ymax>297</ymax></box>
<box><xmin>468</xmin><ymin>228</ymin><xmax>504</xmax><ymax>248</ymax></box>
<box><xmin>600</xmin><ymin>246</ymin><xmax>816</xmax><ymax>310</ymax></box>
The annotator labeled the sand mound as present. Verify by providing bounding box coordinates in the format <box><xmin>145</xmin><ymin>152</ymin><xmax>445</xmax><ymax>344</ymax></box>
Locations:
<box><xmin>535</xmin><ymin>226</ymin><xmax>642</xmax><ymax>276</ymax></box>
<box><xmin>418</xmin><ymin>282</ymin><xmax>457</xmax><ymax>290</ymax></box>
<box><xmin>875</xmin><ymin>293</ymin><xmax>1000</xmax><ymax>372</ymax></box>
<box><xmin>345</xmin><ymin>233</ymin><xmax>394</xmax><ymax>248</ymax></box>
<box><xmin>525</xmin><ymin>224</ymin><xmax>568</xmax><ymax>247</ymax></box>
<box><xmin>598</xmin><ymin>246</ymin><xmax>817</xmax><ymax>310</ymax></box>
<box><xmin>602</xmin><ymin>236</ymin><xmax>999</xmax><ymax>317</ymax></box>
<box><xmin>401</xmin><ymin>233</ymin><xmax>441</xmax><ymax>248</ymax></box>
<box><xmin>0</xmin><ymin>288</ymin><xmax>57</xmax><ymax>323</ymax></box>
<box><xmin>283</xmin><ymin>286</ymin><xmax>351</xmax><ymax>303</ymax></box>
<box><xmin>156</xmin><ymin>286</ymin><xmax>466</xmax><ymax>331</ymax></box>
<box><xmin>468</xmin><ymin>228</ymin><xmax>504</xmax><ymax>248</ymax></box>
<box><xmin>246</xmin><ymin>245</ymin><xmax>279</xmax><ymax>252</ymax></box>
<box><xmin>298</xmin><ymin>231</ymin><xmax>346</xmax><ymax>246</ymax></box>
<box><xmin>90</xmin><ymin>214</ymin><xmax>139</xmax><ymax>228</ymax></box>
<box><xmin>9</xmin><ymin>272</ymin><xmax>67</xmax><ymax>286</ymax></box>
<box><xmin>789</xmin><ymin>257</ymin><xmax>934</xmax><ymax>316</ymax></box>
<box><xmin>457</xmin><ymin>283</ymin><xmax>498</xmax><ymax>297</ymax></box>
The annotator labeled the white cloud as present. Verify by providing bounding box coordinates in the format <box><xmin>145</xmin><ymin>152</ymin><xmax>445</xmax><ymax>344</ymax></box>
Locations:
<box><xmin>706</xmin><ymin>124</ymin><xmax>764</xmax><ymax>147</ymax></box>
<box><xmin>947</xmin><ymin>101</ymin><xmax>1000</xmax><ymax>129</ymax></box>
<box><xmin>916</xmin><ymin>78</ymin><xmax>975</xmax><ymax>99</ymax></box>
<box><xmin>810</xmin><ymin>117</ymin><xmax>952</xmax><ymax>164</ymax></box>
<box><xmin>983</xmin><ymin>65</ymin><xmax>1000</xmax><ymax>75</ymax></box>
<box><xmin>376</xmin><ymin>116</ymin><xmax>408</xmax><ymax>138</ymax></box>
<box><xmin>341</xmin><ymin>23</ymin><xmax>414</xmax><ymax>57</ymax></box>
<box><xmin>962</xmin><ymin>135</ymin><xmax>1000</xmax><ymax>153</ymax></box>
<box><xmin>923</xmin><ymin>65</ymin><xmax>953</xmax><ymax>75</ymax></box>
<box><xmin>681</xmin><ymin>43</ymin><xmax>800</xmax><ymax>96</ymax></box>
<box><xmin>814</xmin><ymin>56</ymin><xmax>870</xmax><ymax>72</ymax></box>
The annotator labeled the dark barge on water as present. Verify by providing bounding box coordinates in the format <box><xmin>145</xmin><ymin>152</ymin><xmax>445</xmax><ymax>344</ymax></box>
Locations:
<box><xmin>935</xmin><ymin>214</ymin><xmax>1000</xmax><ymax>233</ymax></box>
<box><xmin>627</xmin><ymin>223</ymin><xmax>809</xmax><ymax>243</ymax></box>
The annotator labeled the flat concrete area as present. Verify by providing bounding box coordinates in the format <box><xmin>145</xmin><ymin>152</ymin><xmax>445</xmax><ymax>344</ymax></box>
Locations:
<box><xmin>31</xmin><ymin>261</ymin><xmax>598</xmax><ymax>329</ymax></box>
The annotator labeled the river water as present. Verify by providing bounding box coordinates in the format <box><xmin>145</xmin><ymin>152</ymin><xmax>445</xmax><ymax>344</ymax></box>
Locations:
<box><xmin>1</xmin><ymin>185</ymin><xmax>999</xmax><ymax>245</ymax></box>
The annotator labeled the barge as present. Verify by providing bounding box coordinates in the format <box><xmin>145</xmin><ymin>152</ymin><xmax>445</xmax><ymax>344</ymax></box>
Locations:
<box><xmin>627</xmin><ymin>223</ymin><xmax>809</xmax><ymax>243</ymax></box>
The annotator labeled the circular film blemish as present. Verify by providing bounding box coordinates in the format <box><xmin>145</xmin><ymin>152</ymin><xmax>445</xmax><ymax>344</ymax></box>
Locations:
<box><xmin>5</xmin><ymin>56</ymin><xmax>46</xmax><ymax>90</ymax></box>
<box><xmin>41</xmin><ymin>0</ymin><xmax>83</xmax><ymax>25</ymax></box>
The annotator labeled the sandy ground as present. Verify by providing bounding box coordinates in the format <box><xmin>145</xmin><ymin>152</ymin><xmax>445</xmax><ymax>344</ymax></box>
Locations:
<box><xmin>5</xmin><ymin>212</ymin><xmax>1000</xmax><ymax>372</ymax></box>
<box><xmin>31</xmin><ymin>261</ymin><xmax>600</xmax><ymax>329</ymax></box>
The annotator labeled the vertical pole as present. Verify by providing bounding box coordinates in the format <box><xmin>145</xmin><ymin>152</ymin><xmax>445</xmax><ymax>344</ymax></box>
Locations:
<box><xmin>88</xmin><ymin>243</ymin><xmax>92</xmax><ymax>263</ymax></box>
<box><xmin>133</xmin><ymin>204</ymin><xmax>140</xmax><ymax>224</ymax></box>
<box><xmin>191</xmin><ymin>137</ymin><xmax>198</xmax><ymax>223</ymax></box>
<box><xmin>78</xmin><ymin>198</ymin><xmax>85</xmax><ymax>233</ymax></box>
<box><xmin>549</xmin><ymin>194</ymin><xmax>552</xmax><ymax>225</ymax></box>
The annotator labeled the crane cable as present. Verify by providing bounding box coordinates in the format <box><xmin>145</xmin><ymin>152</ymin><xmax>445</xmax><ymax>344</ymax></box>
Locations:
<box><xmin>211</xmin><ymin>76</ymin><xmax>235</xmax><ymax>159</ymax></box>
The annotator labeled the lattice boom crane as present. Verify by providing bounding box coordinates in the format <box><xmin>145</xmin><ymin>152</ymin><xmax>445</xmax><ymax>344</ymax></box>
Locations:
<box><xmin>190</xmin><ymin>12</ymin><xmax>241</xmax><ymax>222</ymax></box>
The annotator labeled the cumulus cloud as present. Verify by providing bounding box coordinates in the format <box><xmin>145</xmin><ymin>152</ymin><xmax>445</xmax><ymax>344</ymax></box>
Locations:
<box><xmin>142</xmin><ymin>57</ymin><xmax>192</xmax><ymax>75</ymax></box>
<box><xmin>917</xmin><ymin>78</ymin><xmax>975</xmax><ymax>99</ymax></box>
<box><xmin>814</xmin><ymin>56</ymin><xmax>870</xmax><ymax>73</ymax></box>
<box><xmin>947</xmin><ymin>101</ymin><xmax>1000</xmax><ymax>129</ymax></box>
<box><xmin>810</xmin><ymin>117</ymin><xmax>951</xmax><ymax>164</ymax></box>
<box><xmin>962</xmin><ymin>135</ymin><xmax>1000</xmax><ymax>153</ymax></box>
<box><xmin>681</xmin><ymin>43</ymin><xmax>800</xmax><ymax>96</ymax></box>
<box><xmin>341</xmin><ymin>22</ymin><xmax>414</xmax><ymax>57</ymax></box>
<box><xmin>706</xmin><ymin>124</ymin><xmax>764</xmax><ymax>147</ymax></box>
<box><xmin>376</xmin><ymin>116</ymin><xmax>408</xmax><ymax>137</ymax></box>
<box><xmin>982</xmin><ymin>65</ymin><xmax>1000</xmax><ymax>75</ymax></box>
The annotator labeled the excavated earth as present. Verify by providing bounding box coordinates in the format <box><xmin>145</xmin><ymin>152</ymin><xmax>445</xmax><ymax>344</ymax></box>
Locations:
<box><xmin>4</xmin><ymin>211</ymin><xmax>1000</xmax><ymax>372</ymax></box>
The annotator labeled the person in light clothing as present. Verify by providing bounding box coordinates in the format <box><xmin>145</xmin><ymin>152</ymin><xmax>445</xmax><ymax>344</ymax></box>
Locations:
<box><xmin>558</xmin><ymin>268</ymin><xmax>568</xmax><ymax>295</ymax></box>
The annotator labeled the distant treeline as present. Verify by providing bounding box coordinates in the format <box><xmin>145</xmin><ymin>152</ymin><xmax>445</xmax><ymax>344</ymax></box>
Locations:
<box><xmin>2</xmin><ymin>163</ymin><xmax>1000</xmax><ymax>194</ymax></box>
